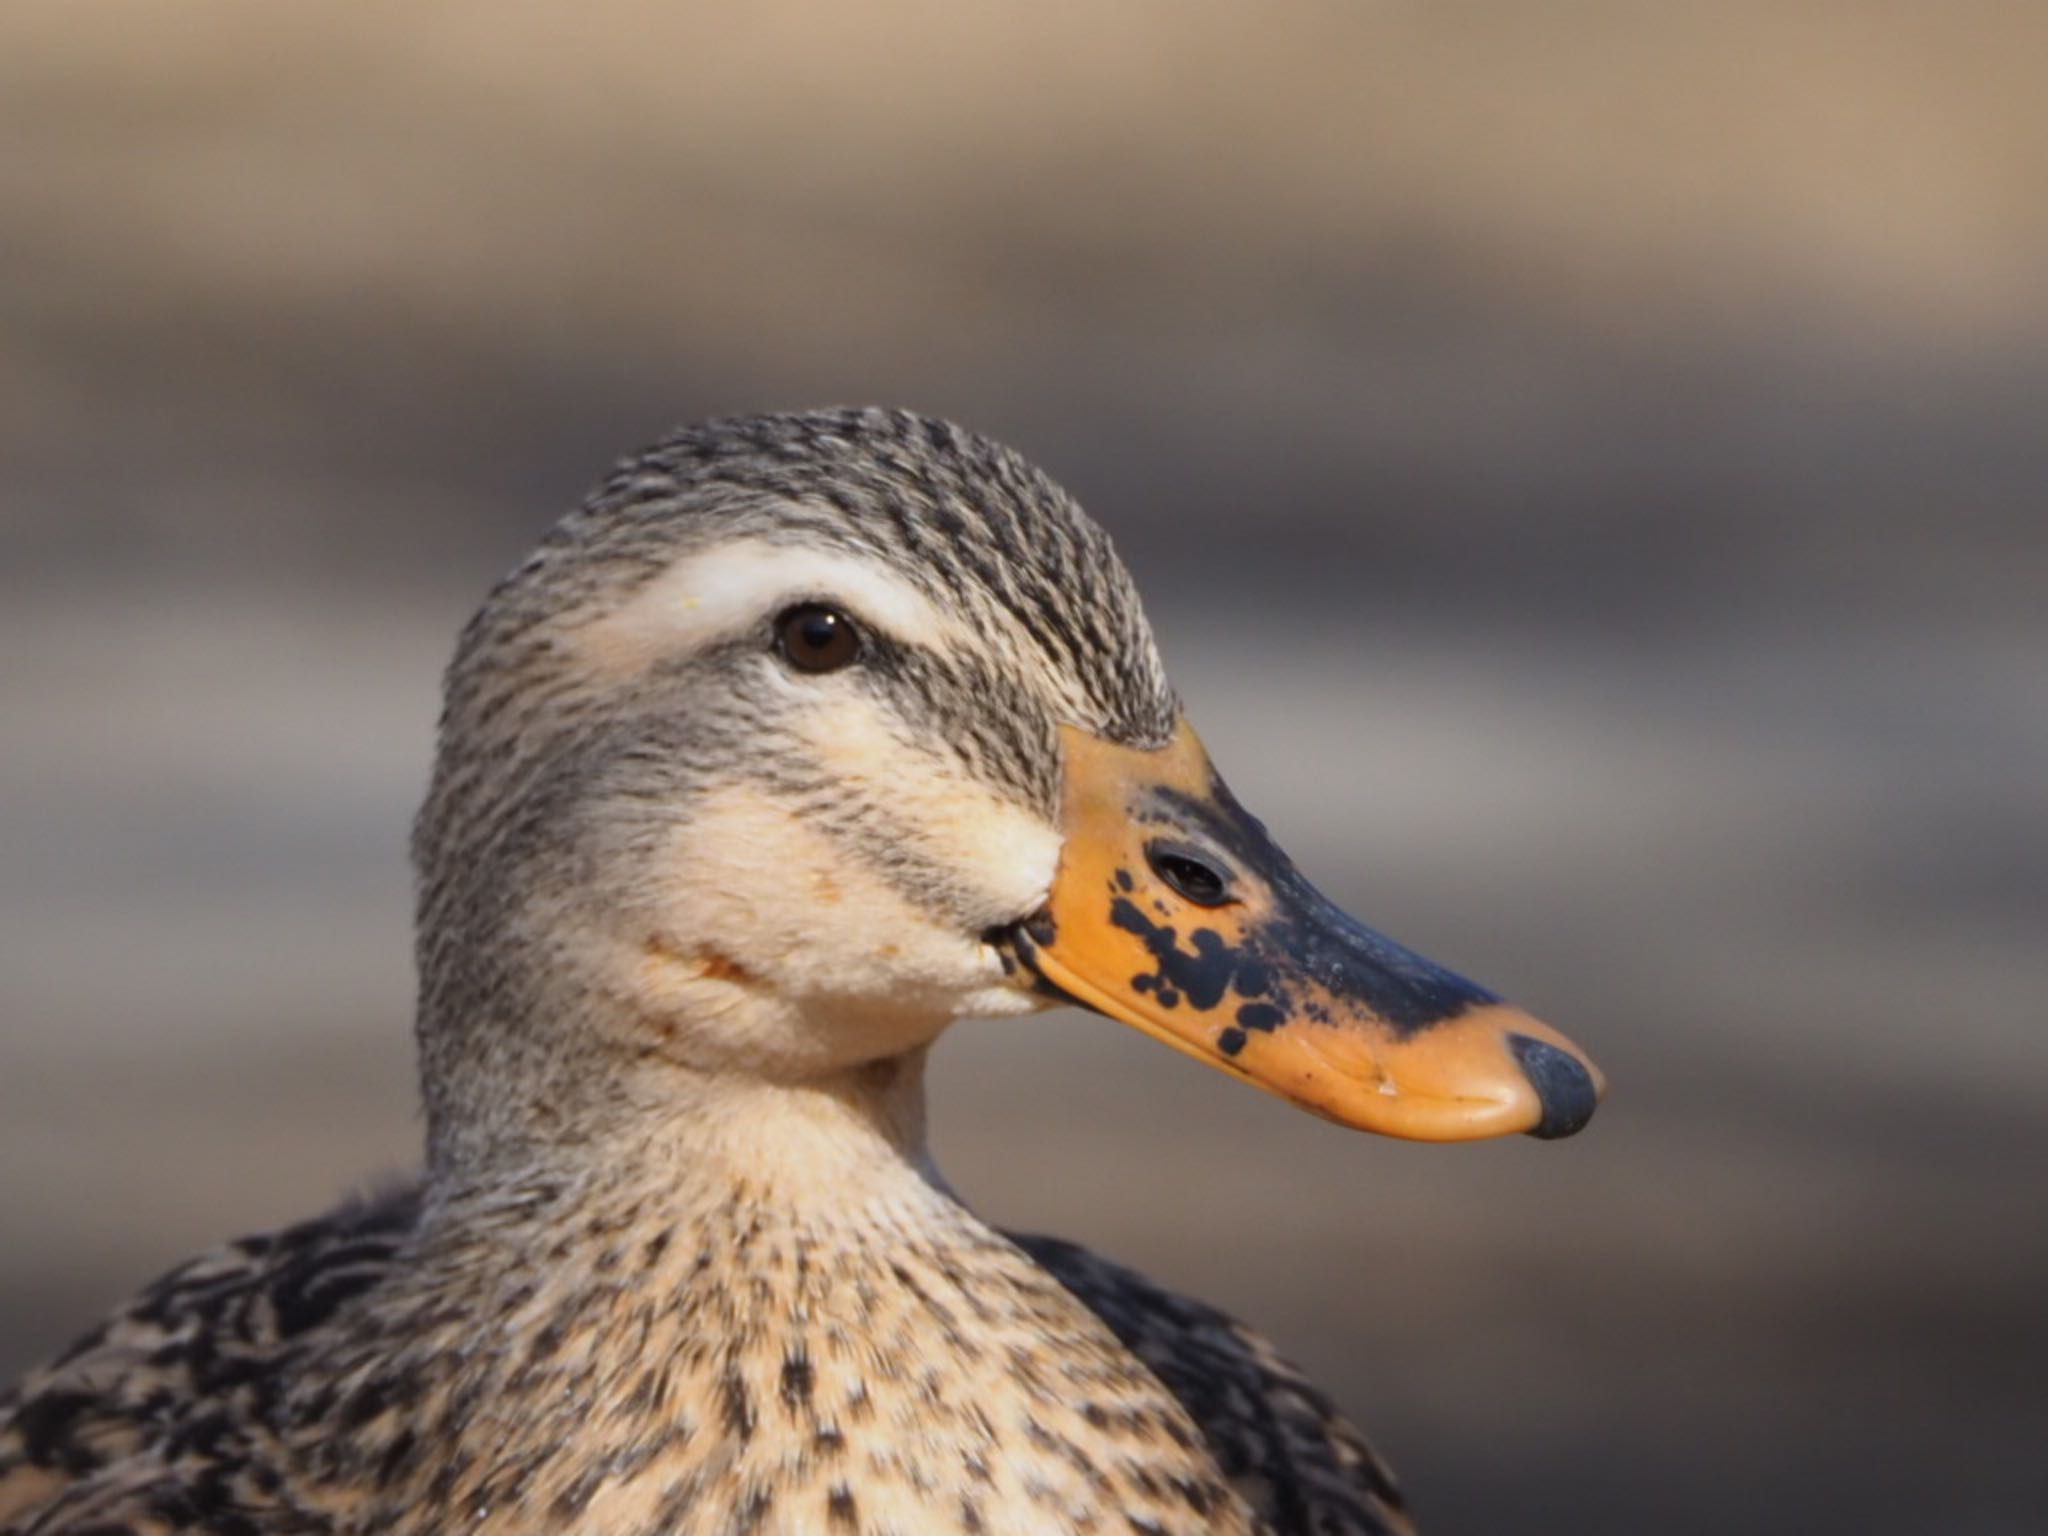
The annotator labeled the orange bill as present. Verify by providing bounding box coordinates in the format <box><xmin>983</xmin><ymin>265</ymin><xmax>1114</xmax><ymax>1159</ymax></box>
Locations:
<box><xmin>1001</xmin><ymin>721</ymin><xmax>1605</xmax><ymax>1141</ymax></box>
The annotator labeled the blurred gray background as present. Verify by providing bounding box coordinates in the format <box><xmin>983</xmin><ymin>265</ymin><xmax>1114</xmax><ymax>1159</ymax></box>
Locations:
<box><xmin>3</xmin><ymin>5</ymin><xmax>2044</xmax><ymax>1533</ymax></box>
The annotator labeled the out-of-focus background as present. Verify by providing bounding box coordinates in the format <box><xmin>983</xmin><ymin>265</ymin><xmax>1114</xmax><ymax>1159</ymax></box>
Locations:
<box><xmin>3</xmin><ymin>5</ymin><xmax>2044</xmax><ymax>1532</ymax></box>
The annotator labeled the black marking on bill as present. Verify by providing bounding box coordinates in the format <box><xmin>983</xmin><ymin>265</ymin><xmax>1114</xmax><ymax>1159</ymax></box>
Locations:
<box><xmin>992</xmin><ymin>915</ymin><xmax>1089</xmax><ymax>1007</ymax></box>
<box><xmin>1145</xmin><ymin>777</ymin><xmax>1501</xmax><ymax>1036</ymax></box>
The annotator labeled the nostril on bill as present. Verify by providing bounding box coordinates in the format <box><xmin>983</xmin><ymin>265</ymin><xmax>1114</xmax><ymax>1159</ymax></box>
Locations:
<box><xmin>1507</xmin><ymin>1034</ymin><xmax>1599</xmax><ymax>1139</ymax></box>
<box><xmin>1143</xmin><ymin>839</ymin><xmax>1233</xmax><ymax>907</ymax></box>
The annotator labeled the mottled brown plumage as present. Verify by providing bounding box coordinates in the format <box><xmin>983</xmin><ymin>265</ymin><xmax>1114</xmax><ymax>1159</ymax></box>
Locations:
<box><xmin>0</xmin><ymin>1155</ymin><xmax>1408</xmax><ymax>1536</ymax></box>
<box><xmin>0</xmin><ymin>409</ymin><xmax>1465</xmax><ymax>1535</ymax></box>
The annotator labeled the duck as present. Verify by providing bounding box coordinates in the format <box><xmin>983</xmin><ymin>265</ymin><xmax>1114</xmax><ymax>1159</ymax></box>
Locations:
<box><xmin>0</xmin><ymin>408</ymin><xmax>1603</xmax><ymax>1536</ymax></box>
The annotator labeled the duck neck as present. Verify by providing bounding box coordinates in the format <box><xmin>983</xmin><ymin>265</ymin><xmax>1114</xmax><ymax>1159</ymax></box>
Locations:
<box><xmin>289</xmin><ymin>1041</ymin><xmax>1263</xmax><ymax>1536</ymax></box>
<box><xmin>423</xmin><ymin>1044</ymin><xmax>954</xmax><ymax>1241</ymax></box>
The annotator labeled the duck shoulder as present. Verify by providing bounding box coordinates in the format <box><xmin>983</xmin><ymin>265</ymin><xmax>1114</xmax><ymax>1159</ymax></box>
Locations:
<box><xmin>0</xmin><ymin>1187</ymin><xmax>419</xmax><ymax>1536</ymax></box>
<box><xmin>3</xmin><ymin>1201</ymin><xmax>1412</xmax><ymax>1536</ymax></box>
<box><xmin>1009</xmin><ymin>1232</ymin><xmax>1414</xmax><ymax>1536</ymax></box>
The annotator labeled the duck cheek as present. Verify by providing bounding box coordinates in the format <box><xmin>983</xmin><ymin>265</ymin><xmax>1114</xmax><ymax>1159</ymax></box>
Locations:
<box><xmin>637</xmin><ymin>784</ymin><xmax>1005</xmax><ymax>1026</ymax></box>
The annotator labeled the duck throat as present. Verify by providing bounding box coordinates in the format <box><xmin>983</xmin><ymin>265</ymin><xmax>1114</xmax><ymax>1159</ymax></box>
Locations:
<box><xmin>284</xmin><ymin>1065</ymin><xmax>1251</xmax><ymax>1536</ymax></box>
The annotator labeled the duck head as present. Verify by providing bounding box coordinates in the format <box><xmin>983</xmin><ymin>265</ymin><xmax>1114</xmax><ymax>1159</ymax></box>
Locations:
<box><xmin>412</xmin><ymin>409</ymin><xmax>1601</xmax><ymax>1171</ymax></box>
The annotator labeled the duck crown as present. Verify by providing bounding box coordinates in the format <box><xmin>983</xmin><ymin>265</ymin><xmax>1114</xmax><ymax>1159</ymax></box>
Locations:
<box><xmin>459</xmin><ymin>407</ymin><xmax>1177</xmax><ymax>747</ymax></box>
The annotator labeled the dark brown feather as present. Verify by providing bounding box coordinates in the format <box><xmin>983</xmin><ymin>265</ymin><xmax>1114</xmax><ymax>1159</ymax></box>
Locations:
<box><xmin>1014</xmin><ymin>1235</ymin><xmax>1414</xmax><ymax>1536</ymax></box>
<box><xmin>4</xmin><ymin>1197</ymin><xmax>1411</xmax><ymax>1535</ymax></box>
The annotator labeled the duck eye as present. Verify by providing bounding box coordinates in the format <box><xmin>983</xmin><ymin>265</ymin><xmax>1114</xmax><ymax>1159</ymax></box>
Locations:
<box><xmin>774</xmin><ymin>603</ymin><xmax>862</xmax><ymax>674</ymax></box>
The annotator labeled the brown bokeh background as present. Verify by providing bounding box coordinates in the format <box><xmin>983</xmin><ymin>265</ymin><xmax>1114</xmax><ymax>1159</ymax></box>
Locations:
<box><xmin>3</xmin><ymin>6</ymin><xmax>2044</xmax><ymax>1533</ymax></box>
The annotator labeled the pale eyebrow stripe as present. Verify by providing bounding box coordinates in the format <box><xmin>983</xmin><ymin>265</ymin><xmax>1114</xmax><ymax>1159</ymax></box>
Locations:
<box><xmin>567</xmin><ymin>538</ymin><xmax>967</xmax><ymax>677</ymax></box>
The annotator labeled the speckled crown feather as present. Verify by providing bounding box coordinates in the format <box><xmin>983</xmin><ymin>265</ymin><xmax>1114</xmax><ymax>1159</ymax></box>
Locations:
<box><xmin>460</xmin><ymin>407</ymin><xmax>1178</xmax><ymax>748</ymax></box>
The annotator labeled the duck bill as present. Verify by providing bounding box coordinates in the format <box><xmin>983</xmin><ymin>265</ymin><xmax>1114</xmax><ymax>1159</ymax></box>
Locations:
<box><xmin>1006</xmin><ymin>721</ymin><xmax>1604</xmax><ymax>1142</ymax></box>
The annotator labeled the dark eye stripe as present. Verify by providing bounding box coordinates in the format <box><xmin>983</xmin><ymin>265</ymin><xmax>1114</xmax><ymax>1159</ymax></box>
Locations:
<box><xmin>775</xmin><ymin>604</ymin><xmax>862</xmax><ymax>673</ymax></box>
